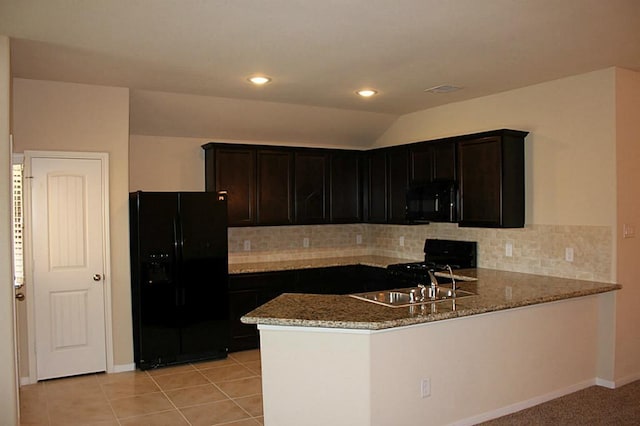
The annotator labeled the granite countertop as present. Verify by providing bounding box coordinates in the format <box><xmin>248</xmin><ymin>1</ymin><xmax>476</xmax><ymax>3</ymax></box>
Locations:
<box><xmin>228</xmin><ymin>255</ymin><xmax>416</xmax><ymax>274</ymax></box>
<box><xmin>241</xmin><ymin>268</ymin><xmax>621</xmax><ymax>330</ymax></box>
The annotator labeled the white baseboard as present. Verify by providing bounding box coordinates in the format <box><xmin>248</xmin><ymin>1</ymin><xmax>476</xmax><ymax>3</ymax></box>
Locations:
<box><xmin>608</xmin><ymin>371</ymin><xmax>640</xmax><ymax>388</ymax></box>
<box><xmin>111</xmin><ymin>363</ymin><xmax>136</xmax><ymax>373</ymax></box>
<box><xmin>20</xmin><ymin>376</ymin><xmax>34</xmax><ymax>386</ymax></box>
<box><xmin>20</xmin><ymin>364</ymin><xmax>136</xmax><ymax>386</ymax></box>
<box><xmin>595</xmin><ymin>377</ymin><xmax>616</xmax><ymax>389</ymax></box>
<box><xmin>451</xmin><ymin>379</ymin><xmax>596</xmax><ymax>426</ymax></box>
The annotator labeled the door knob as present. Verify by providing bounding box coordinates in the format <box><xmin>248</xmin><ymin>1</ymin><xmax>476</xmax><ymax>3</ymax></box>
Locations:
<box><xmin>15</xmin><ymin>293</ymin><xmax>25</xmax><ymax>301</ymax></box>
<box><xmin>93</xmin><ymin>274</ymin><xmax>102</xmax><ymax>282</ymax></box>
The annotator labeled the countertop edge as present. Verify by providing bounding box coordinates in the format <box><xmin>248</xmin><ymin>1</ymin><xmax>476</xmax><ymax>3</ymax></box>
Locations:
<box><xmin>228</xmin><ymin>255</ymin><xmax>417</xmax><ymax>274</ymax></box>
<box><xmin>241</xmin><ymin>283</ymin><xmax>621</xmax><ymax>331</ymax></box>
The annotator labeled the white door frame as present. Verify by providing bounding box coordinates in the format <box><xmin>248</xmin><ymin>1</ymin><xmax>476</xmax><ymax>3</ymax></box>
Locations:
<box><xmin>23</xmin><ymin>150</ymin><xmax>113</xmax><ymax>384</ymax></box>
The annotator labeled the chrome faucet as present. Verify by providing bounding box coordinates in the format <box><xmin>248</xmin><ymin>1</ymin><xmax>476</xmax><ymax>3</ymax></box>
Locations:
<box><xmin>444</xmin><ymin>264</ymin><xmax>457</xmax><ymax>295</ymax></box>
<box><xmin>416</xmin><ymin>270</ymin><xmax>439</xmax><ymax>301</ymax></box>
<box><xmin>414</xmin><ymin>266</ymin><xmax>457</xmax><ymax>302</ymax></box>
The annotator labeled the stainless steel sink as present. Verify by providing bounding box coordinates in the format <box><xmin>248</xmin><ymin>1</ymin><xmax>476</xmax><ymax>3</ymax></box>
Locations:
<box><xmin>354</xmin><ymin>290</ymin><xmax>414</xmax><ymax>305</ymax></box>
<box><xmin>349</xmin><ymin>286</ymin><xmax>475</xmax><ymax>308</ymax></box>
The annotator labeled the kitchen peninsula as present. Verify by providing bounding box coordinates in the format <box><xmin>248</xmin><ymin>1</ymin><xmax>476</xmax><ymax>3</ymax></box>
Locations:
<box><xmin>242</xmin><ymin>268</ymin><xmax>620</xmax><ymax>426</ymax></box>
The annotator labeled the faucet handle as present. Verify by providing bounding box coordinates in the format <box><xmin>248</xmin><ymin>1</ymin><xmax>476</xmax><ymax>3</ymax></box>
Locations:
<box><xmin>427</xmin><ymin>270</ymin><xmax>439</xmax><ymax>287</ymax></box>
<box><xmin>409</xmin><ymin>288</ymin><xmax>417</xmax><ymax>303</ymax></box>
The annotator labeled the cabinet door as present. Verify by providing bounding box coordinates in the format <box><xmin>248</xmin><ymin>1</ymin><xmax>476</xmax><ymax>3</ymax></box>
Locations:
<box><xmin>409</xmin><ymin>141</ymin><xmax>455</xmax><ymax>183</ymax></box>
<box><xmin>366</xmin><ymin>150</ymin><xmax>388</xmax><ymax>223</ymax></box>
<box><xmin>409</xmin><ymin>144</ymin><xmax>434</xmax><ymax>183</ymax></box>
<box><xmin>211</xmin><ymin>147</ymin><xmax>256</xmax><ymax>226</ymax></box>
<box><xmin>458</xmin><ymin>137</ymin><xmax>503</xmax><ymax>226</ymax></box>
<box><xmin>294</xmin><ymin>151</ymin><xmax>329</xmax><ymax>224</ymax></box>
<box><xmin>257</xmin><ymin>150</ymin><xmax>294</xmax><ymax>225</ymax></box>
<box><xmin>432</xmin><ymin>142</ymin><xmax>456</xmax><ymax>181</ymax></box>
<box><xmin>330</xmin><ymin>151</ymin><xmax>361</xmax><ymax>223</ymax></box>
<box><xmin>387</xmin><ymin>147</ymin><xmax>409</xmax><ymax>224</ymax></box>
<box><xmin>228</xmin><ymin>290</ymin><xmax>259</xmax><ymax>352</ymax></box>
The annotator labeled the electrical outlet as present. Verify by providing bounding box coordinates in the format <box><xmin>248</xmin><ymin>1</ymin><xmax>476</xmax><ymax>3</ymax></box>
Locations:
<box><xmin>303</xmin><ymin>237</ymin><xmax>310</xmax><ymax>248</ymax></box>
<box><xmin>243</xmin><ymin>240</ymin><xmax>251</xmax><ymax>251</ymax></box>
<box><xmin>505</xmin><ymin>286</ymin><xmax>513</xmax><ymax>300</ymax></box>
<box><xmin>421</xmin><ymin>378</ymin><xmax>431</xmax><ymax>398</ymax></box>
<box><xmin>565</xmin><ymin>247</ymin><xmax>574</xmax><ymax>262</ymax></box>
<box><xmin>356</xmin><ymin>234</ymin><xmax>362</xmax><ymax>245</ymax></box>
<box><xmin>399</xmin><ymin>236</ymin><xmax>405</xmax><ymax>247</ymax></box>
<box><xmin>505</xmin><ymin>242</ymin><xmax>513</xmax><ymax>257</ymax></box>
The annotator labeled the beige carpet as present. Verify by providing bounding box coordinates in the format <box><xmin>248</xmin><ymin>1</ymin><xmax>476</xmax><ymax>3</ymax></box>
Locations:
<box><xmin>479</xmin><ymin>380</ymin><xmax>640</xmax><ymax>425</ymax></box>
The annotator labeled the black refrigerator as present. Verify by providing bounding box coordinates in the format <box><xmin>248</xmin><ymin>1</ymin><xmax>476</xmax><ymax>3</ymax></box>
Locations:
<box><xmin>129</xmin><ymin>191</ymin><xmax>229</xmax><ymax>370</ymax></box>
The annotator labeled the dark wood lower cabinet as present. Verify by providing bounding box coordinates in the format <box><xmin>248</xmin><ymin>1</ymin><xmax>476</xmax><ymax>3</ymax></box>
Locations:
<box><xmin>228</xmin><ymin>265</ymin><xmax>394</xmax><ymax>352</ymax></box>
<box><xmin>228</xmin><ymin>290</ymin><xmax>260</xmax><ymax>352</ymax></box>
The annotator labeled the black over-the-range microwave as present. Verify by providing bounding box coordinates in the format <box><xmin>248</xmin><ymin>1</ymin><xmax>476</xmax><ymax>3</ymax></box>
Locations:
<box><xmin>405</xmin><ymin>180</ymin><xmax>457</xmax><ymax>223</ymax></box>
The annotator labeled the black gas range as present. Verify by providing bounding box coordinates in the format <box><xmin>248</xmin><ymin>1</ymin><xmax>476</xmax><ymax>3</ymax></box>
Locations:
<box><xmin>387</xmin><ymin>239</ymin><xmax>477</xmax><ymax>283</ymax></box>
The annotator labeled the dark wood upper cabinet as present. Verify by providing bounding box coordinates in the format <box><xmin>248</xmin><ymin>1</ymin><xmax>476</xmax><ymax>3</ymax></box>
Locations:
<box><xmin>257</xmin><ymin>150</ymin><xmax>293</xmax><ymax>225</ymax></box>
<box><xmin>432</xmin><ymin>142</ymin><xmax>456</xmax><ymax>181</ymax></box>
<box><xmin>457</xmin><ymin>130</ymin><xmax>526</xmax><ymax>228</ymax></box>
<box><xmin>409</xmin><ymin>141</ymin><xmax>456</xmax><ymax>183</ymax></box>
<box><xmin>329</xmin><ymin>151</ymin><xmax>361</xmax><ymax>223</ymax></box>
<box><xmin>386</xmin><ymin>147</ymin><xmax>409</xmax><ymax>224</ymax></box>
<box><xmin>294</xmin><ymin>151</ymin><xmax>329</xmax><ymax>224</ymax></box>
<box><xmin>365</xmin><ymin>149</ymin><xmax>388</xmax><ymax>223</ymax></box>
<box><xmin>409</xmin><ymin>146</ymin><xmax>433</xmax><ymax>183</ymax></box>
<box><xmin>364</xmin><ymin>147</ymin><xmax>409</xmax><ymax>224</ymax></box>
<box><xmin>203</xmin><ymin>145</ymin><xmax>256</xmax><ymax>226</ymax></box>
<box><xmin>204</xmin><ymin>129</ymin><xmax>526</xmax><ymax>228</ymax></box>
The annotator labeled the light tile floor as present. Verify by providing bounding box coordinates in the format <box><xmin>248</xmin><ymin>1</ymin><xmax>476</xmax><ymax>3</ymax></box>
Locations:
<box><xmin>19</xmin><ymin>350</ymin><xmax>263</xmax><ymax>426</ymax></box>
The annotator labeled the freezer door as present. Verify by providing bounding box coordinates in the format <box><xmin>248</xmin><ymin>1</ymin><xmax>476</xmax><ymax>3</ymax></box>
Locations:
<box><xmin>178</xmin><ymin>192</ymin><xmax>229</xmax><ymax>359</ymax></box>
<box><xmin>129</xmin><ymin>192</ymin><xmax>181</xmax><ymax>368</ymax></box>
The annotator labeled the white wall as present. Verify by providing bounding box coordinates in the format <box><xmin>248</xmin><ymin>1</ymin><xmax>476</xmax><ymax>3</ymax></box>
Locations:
<box><xmin>259</xmin><ymin>294</ymin><xmax>603</xmax><ymax>426</ymax></box>
<box><xmin>372</xmin><ymin>67</ymin><xmax>640</xmax><ymax>386</ymax></box>
<box><xmin>129</xmin><ymin>71</ymin><xmax>619</xmax><ymax>283</ymax></box>
<box><xmin>375</xmin><ymin>69</ymin><xmax>617</xmax><ymax>228</ymax></box>
<box><xmin>614</xmin><ymin>68</ymin><xmax>640</xmax><ymax>383</ymax></box>
<box><xmin>11</xmin><ymin>78</ymin><xmax>132</xmax><ymax>372</ymax></box>
<box><xmin>0</xmin><ymin>34</ymin><xmax>19</xmax><ymax>426</ymax></box>
<box><xmin>260</xmin><ymin>329</ymin><xmax>372</xmax><ymax>426</ymax></box>
<box><xmin>130</xmin><ymin>89</ymin><xmax>396</xmax><ymax>147</ymax></box>
<box><xmin>129</xmin><ymin>135</ymin><xmax>208</xmax><ymax>191</ymax></box>
<box><xmin>128</xmin><ymin>133</ymin><xmax>369</xmax><ymax>192</ymax></box>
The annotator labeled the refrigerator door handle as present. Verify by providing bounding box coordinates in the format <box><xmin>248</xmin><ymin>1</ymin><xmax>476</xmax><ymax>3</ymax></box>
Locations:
<box><xmin>174</xmin><ymin>288</ymin><xmax>186</xmax><ymax>306</ymax></box>
<box><xmin>174</xmin><ymin>287</ymin><xmax>186</xmax><ymax>306</ymax></box>
<box><xmin>172</xmin><ymin>217</ymin><xmax>181</xmax><ymax>275</ymax></box>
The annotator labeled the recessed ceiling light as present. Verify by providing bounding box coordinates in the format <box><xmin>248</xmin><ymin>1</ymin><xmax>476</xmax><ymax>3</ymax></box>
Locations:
<box><xmin>248</xmin><ymin>75</ymin><xmax>272</xmax><ymax>85</ymax></box>
<box><xmin>424</xmin><ymin>84</ymin><xmax>461</xmax><ymax>94</ymax></box>
<box><xmin>356</xmin><ymin>89</ymin><xmax>378</xmax><ymax>98</ymax></box>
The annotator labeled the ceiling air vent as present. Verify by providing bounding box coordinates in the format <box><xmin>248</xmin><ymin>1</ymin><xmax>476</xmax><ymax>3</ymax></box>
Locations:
<box><xmin>424</xmin><ymin>84</ymin><xmax>461</xmax><ymax>94</ymax></box>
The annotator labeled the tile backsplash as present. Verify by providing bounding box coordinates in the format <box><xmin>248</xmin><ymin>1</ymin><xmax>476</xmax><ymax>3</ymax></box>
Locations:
<box><xmin>228</xmin><ymin>223</ymin><xmax>613</xmax><ymax>282</ymax></box>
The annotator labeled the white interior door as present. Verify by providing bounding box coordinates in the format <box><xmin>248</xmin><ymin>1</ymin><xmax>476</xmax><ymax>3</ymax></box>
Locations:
<box><xmin>30</xmin><ymin>155</ymin><xmax>108</xmax><ymax>380</ymax></box>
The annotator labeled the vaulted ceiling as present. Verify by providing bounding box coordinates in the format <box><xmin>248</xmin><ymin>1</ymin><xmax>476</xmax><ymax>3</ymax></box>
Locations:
<box><xmin>2</xmin><ymin>0</ymin><xmax>639</xmax><ymax>146</ymax></box>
